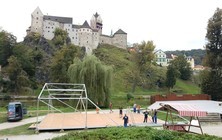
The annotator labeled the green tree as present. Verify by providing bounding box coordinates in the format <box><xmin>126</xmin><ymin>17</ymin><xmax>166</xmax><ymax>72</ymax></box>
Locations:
<box><xmin>0</xmin><ymin>31</ymin><xmax>16</xmax><ymax>66</ymax></box>
<box><xmin>12</xmin><ymin>44</ymin><xmax>35</xmax><ymax>77</ymax></box>
<box><xmin>68</xmin><ymin>55</ymin><xmax>112</xmax><ymax>107</ymax></box>
<box><xmin>53</xmin><ymin>28</ymin><xmax>70</xmax><ymax>46</ymax></box>
<box><xmin>130</xmin><ymin>41</ymin><xmax>155</xmax><ymax>92</ymax></box>
<box><xmin>7</xmin><ymin>56</ymin><xmax>30</xmax><ymax>93</ymax></box>
<box><xmin>50</xmin><ymin>44</ymin><xmax>81</xmax><ymax>82</ymax></box>
<box><xmin>170</xmin><ymin>55</ymin><xmax>192</xmax><ymax>80</ymax></box>
<box><xmin>165</xmin><ymin>64</ymin><xmax>179</xmax><ymax>92</ymax></box>
<box><xmin>201</xmin><ymin>8</ymin><xmax>222</xmax><ymax>100</ymax></box>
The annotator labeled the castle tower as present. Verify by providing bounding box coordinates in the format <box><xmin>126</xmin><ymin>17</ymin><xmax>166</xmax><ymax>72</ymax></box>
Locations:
<box><xmin>31</xmin><ymin>7</ymin><xmax>44</xmax><ymax>35</ymax></box>
<box><xmin>90</xmin><ymin>12</ymin><xmax>103</xmax><ymax>35</ymax></box>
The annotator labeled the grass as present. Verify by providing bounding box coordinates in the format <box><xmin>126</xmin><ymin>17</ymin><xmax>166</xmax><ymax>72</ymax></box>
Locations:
<box><xmin>0</xmin><ymin>123</ymin><xmax>35</xmax><ymax>135</ymax></box>
<box><xmin>174</xmin><ymin>79</ymin><xmax>200</xmax><ymax>94</ymax></box>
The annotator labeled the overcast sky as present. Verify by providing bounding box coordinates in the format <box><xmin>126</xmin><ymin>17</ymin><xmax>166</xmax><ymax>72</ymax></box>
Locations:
<box><xmin>1</xmin><ymin>0</ymin><xmax>222</xmax><ymax>51</ymax></box>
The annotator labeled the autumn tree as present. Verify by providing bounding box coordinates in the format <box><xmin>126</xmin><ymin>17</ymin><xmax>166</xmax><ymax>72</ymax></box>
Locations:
<box><xmin>201</xmin><ymin>8</ymin><xmax>222</xmax><ymax>100</ymax></box>
<box><xmin>130</xmin><ymin>41</ymin><xmax>155</xmax><ymax>92</ymax></box>
<box><xmin>68</xmin><ymin>55</ymin><xmax>112</xmax><ymax>107</ymax></box>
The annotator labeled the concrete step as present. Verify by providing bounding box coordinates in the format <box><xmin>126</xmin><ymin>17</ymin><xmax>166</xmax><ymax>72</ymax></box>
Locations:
<box><xmin>199</xmin><ymin>113</ymin><xmax>221</xmax><ymax>122</ymax></box>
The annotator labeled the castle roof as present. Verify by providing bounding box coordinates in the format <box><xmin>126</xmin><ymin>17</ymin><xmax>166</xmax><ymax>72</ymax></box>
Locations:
<box><xmin>43</xmin><ymin>15</ymin><xmax>72</xmax><ymax>24</ymax></box>
<box><xmin>94</xmin><ymin>12</ymin><xmax>99</xmax><ymax>18</ymax></box>
<box><xmin>114</xmin><ymin>29</ymin><xmax>127</xmax><ymax>34</ymax></box>
<box><xmin>72</xmin><ymin>24</ymin><xmax>80</xmax><ymax>29</ymax></box>
<box><xmin>81</xmin><ymin>20</ymin><xmax>91</xmax><ymax>29</ymax></box>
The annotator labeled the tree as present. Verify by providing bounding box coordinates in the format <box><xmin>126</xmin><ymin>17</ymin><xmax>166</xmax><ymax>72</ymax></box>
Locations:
<box><xmin>170</xmin><ymin>55</ymin><xmax>192</xmax><ymax>80</ymax></box>
<box><xmin>0</xmin><ymin>31</ymin><xmax>16</xmax><ymax>66</ymax></box>
<box><xmin>68</xmin><ymin>55</ymin><xmax>112</xmax><ymax>107</ymax></box>
<box><xmin>50</xmin><ymin>44</ymin><xmax>81</xmax><ymax>83</ymax></box>
<box><xmin>130</xmin><ymin>41</ymin><xmax>155</xmax><ymax>92</ymax></box>
<box><xmin>7</xmin><ymin>56</ymin><xmax>30</xmax><ymax>93</ymax></box>
<box><xmin>165</xmin><ymin>64</ymin><xmax>179</xmax><ymax>92</ymax></box>
<box><xmin>201</xmin><ymin>8</ymin><xmax>222</xmax><ymax>100</ymax></box>
<box><xmin>53</xmin><ymin>28</ymin><xmax>70</xmax><ymax>46</ymax></box>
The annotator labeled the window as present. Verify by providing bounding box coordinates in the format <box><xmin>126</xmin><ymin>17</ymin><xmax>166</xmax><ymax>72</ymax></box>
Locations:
<box><xmin>72</xmin><ymin>37</ymin><xmax>74</xmax><ymax>39</ymax></box>
<box><xmin>36</xmin><ymin>22</ymin><xmax>38</xmax><ymax>24</ymax></box>
<box><xmin>36</xmin><ymin>17</ymin><xmax>38</xmax><ymax>20</ymax></box>
<box><xmin>83</xmin><ymin>29</ymin><xmax>85</xmax><ymax>31</ymax></box>
<box><xmin>37</xmin><ymin>12</ymin><xmax>39</xmax><ymax>14</ymax></box>
<box><xmin>87</xmin><ymin>41</ymin><xmax>88</xmax><ymax>43</ymax></box>
<box><xmin>48</xmin><ymin>31</ymin><xmax>50</xmax><ymax>32</ymax></box>
<box><xmin>87</xmin><ymin>29</ymin><xmax>89</xmax><ymax>31</ymax></box>
<box><xmin>76</xmin><ymin>37</ymin><xmax>77</xmax><ymax>39</ymax></box>
<box><xmin>52</xmin><ymin>27</ymin><xmax>53</xmax><ymax>29</ymax></box>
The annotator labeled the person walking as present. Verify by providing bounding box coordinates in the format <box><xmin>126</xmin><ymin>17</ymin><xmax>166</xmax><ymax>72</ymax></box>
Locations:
<box><xmin>96</xmin><ymin>102</ymin><xmax>99</xmax><ymax>114</ymax></box>
<box><xmin>143</xmin><ymin>110</ymin><xmax>149</xmax><ymax>123</ymax></box>
<box><xmin>119</xmin><ymin>106</ymin><xmax>123</xmax><ymax>118</ymax></box>
<box><xmin>150</xmin><ymin>109</ymin><xmax>154</xmax><ymax>123</ymax></box>
<box><xmin>153</xmin><ymin>109</ymin><xmax>158</xmax><ymax>123</ymax></box>
<box><xmin>133</xmin><ymin>103</ymin><xmax>137</xmax><ymax>113</ymax></box>
<box><xmin>123</xmin><ymin>114</ymin><xmax>129</xmax><ymax>127</ymax></box>
<box><xmin>109</xmin><ymin>102</ymin><xmax>113</xmax><ymax>113</ymax></box>
<box><xmin>137</xmin><ymin>105</ymin><xmax>141</xmax><ymax>114</ymax></box>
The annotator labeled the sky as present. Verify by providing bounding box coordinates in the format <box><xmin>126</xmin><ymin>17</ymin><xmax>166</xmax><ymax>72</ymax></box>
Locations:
<box><xmin>1</xmin><ymin>0</ymin><xmax>222</xmax><ymax>51</ymax></box>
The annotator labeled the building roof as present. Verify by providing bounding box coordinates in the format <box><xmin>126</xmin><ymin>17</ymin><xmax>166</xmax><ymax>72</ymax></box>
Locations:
<box><xmin>43</xmin><ymin>15</ymin><xmax>72</xmax><ymax>24</ymax></box>
<box><xmin>72</xmin><ymin>24</ymin><xmax>80</xmax><ymax>29</ymax></box>
<box><xmin>94</xmin><ymin>12</ymin><xmax>99</xmax><ymax>18</ymax></box>
<box><xmin>166</xmin><ymin>53</ymin><xmax>173</xmax><ymax>59</ymax></box>
<box><xmin>81</xmin><ymin>20</ymin><xmax>91</xmax><ymax>29</ymax></box>
<box><xmin>148</xmin><ymin>100</ymin><xmax>222</xmax><ymax>114</ymax></box>
<box><xmin>159</xmin><ymin>103</ymin><xmax>207</xmax><ymax>117</ymax></box>
<box><xmin>101</xmin><ymin>34</ymin><xmax>112</xmax><ymax>38</ymax></box>
<box><xmin>154</xmin><ymin>49</ymin><xmax>165</xmax><ymax>54</ymax></box>
<box><xmin>114</xmin><ymin>29</ymin><xmax>127</xmax><ymax>34</ymax></box>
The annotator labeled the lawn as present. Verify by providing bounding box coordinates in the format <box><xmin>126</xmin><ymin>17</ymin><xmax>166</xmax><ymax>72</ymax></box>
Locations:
<box><xmin>174</xmin><ymin>79</ymin><xmax>200</xmax><ymax>94</ymax></box>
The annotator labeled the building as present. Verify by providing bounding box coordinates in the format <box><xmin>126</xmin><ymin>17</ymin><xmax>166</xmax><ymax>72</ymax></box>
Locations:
<box><xmin>154</xmin><ymin>49</ymin><xmax>168</xmax><ymax>66</ymax></box>
<box><xmin>154</xmin><ymin>49</ymin><xmax>195</xmax><ymax>68</ymax></box>
<box><xmin>27</xmin><ymin>7</ymin><xmax>127</xmax><ymax>54</ymax></box>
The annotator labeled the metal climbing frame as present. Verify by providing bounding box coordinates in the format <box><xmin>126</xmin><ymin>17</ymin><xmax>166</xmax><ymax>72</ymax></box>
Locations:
<box><xmin>35</xmin><ymin>83</ymin><xmax>118</xmax><ymax>131</ymax></box>
<box><xmin>36</xmin><ymin>83</ymin><xmax>89</xmax><ymax>130</ymax></box>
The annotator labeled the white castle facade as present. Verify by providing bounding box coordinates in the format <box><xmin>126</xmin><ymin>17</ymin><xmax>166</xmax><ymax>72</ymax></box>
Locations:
<box><xmin>28</xmin><ymin>7</ymin><xmax>127</xmax><ymax>54</ymax></box>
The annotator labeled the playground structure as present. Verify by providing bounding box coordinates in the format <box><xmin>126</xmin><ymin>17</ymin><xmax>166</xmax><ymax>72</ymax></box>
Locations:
<box><xmin>35</xmin><ymin>83</ymin><xmax>113</xmax><ymax>131</ymax></box>
<box><xmin>34</xmin><ymin>83</ymin><xmax>156</xmax><ymax>131</ymax></box>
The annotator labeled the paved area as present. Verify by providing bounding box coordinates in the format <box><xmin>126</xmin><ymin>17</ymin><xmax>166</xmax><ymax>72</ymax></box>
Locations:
<box><xmin>35</xmin><ymin>110</ymin><xmax>164</xmax><ymax>130</ymax></box>
<box><xmin>0</xmin><ymin>110</ymin><xmax>222</xmax><ymax>140</ymax></box>
<box><xmin>0</xmin><ymin>116</ymin><xmax>45</xmax><ymax>131</ymax></box>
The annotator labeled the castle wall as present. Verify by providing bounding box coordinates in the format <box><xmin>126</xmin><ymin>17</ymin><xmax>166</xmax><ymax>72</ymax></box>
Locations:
<box><xmin>30</xmin><ymin>7</ymin><xmax>127</xmax><ymax>54</ymax></box>
<box><xmin>42</xmin><ymin>20</ymin><xmax>61</xmax><ymax>40</ymax></box>
<box><xmin>100</xmin><ymin>35</ymin><xmax>112</xmax><ymax>45</ymax></box>
<box><xmin>112</xmin><ymin>34</ymin><xmax>127</xmax><ymax>49</ymax></box>
<box><xmin>92</xmin><ymin>31</ymin><xmax>99</xmax><ymax>49</ymax></box>
<box><xmin>31</xmin><ymin>8</ymin><xmax>43</xmax><ymax>35</ymax></box>
<box><xmin>69</xmin><ymin>28</ymin><xmax>79</xmax><ymax>45</ymax></box>
<box><xmin>78</xmin><ymin>28</ymin><xmax>93</xmax><ymax>54</ymax></box>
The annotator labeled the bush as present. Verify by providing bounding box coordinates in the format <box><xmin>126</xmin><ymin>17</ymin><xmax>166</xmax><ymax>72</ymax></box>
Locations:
<box><xmin>52</xmin><ymin>127</ymin><xmax>221</xmax><ymax>140</ymax></box>
<box><xmin>126</xmin><ymin>93</ymin><xmax>134</xmax><ymax>101</ymax></box>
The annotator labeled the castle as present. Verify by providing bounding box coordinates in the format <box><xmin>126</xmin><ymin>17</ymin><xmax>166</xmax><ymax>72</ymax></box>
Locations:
<box><xmin>27</xmin><ymin>7</ymin><xmax>127</xmax><ymax>54</ymax></box>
